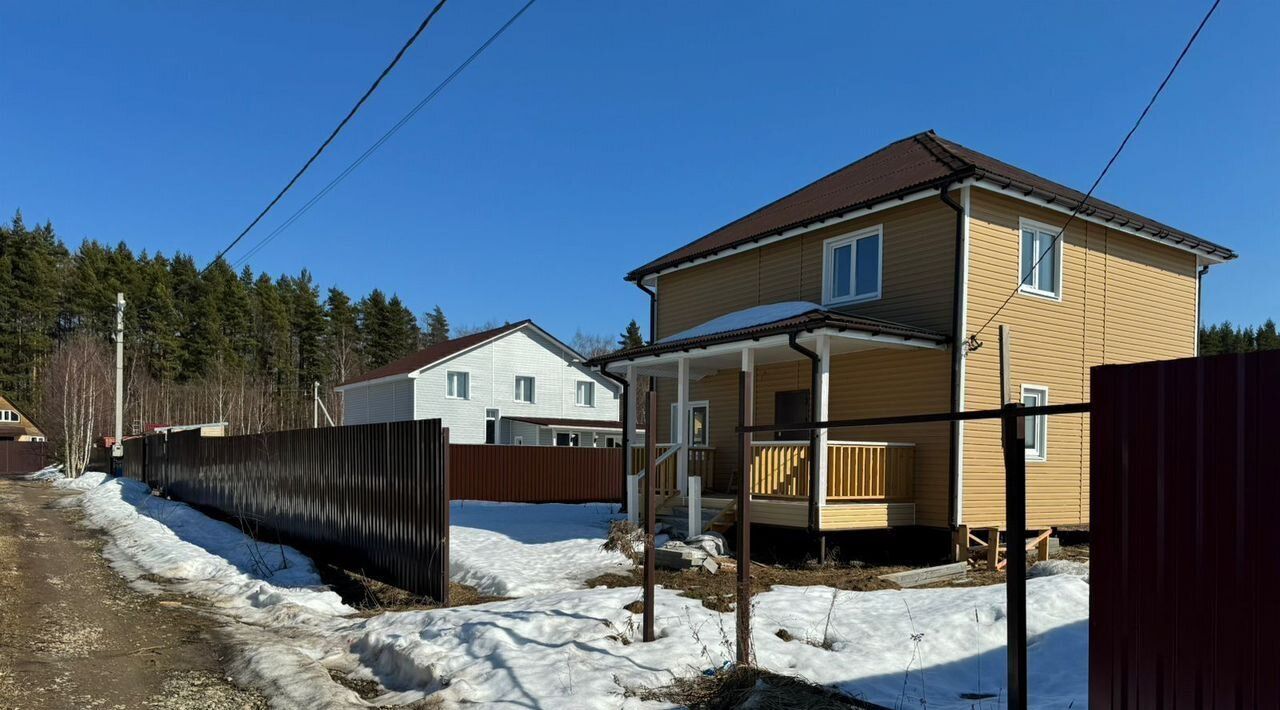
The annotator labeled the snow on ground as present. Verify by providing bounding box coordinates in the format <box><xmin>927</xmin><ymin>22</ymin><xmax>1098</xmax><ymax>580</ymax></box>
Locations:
<box><xmin>48</xmin><ymin>475</ymin><xmax>1090</xmax><ymax>709</ymax></box>
<box><xmin>449</xmin><ymin>500</ymin><xmax>631</xmax><ymax>596</ymax></box>
<box><xmin>23</xmin><ymin>463</ymin><xmax>65</xmax><ymax>481</ymax></box>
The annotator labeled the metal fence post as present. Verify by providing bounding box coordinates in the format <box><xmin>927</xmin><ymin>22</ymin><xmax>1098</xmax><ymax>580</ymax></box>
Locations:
<box><xmin>1001</xmin><ymin>402</ymin><xmax>1027</xmax><ymax>710</ymax></box>
<box><xmin>643</xmin><ymin>390</ymin><xmax>657</xmax><ymax>643</ymax></box>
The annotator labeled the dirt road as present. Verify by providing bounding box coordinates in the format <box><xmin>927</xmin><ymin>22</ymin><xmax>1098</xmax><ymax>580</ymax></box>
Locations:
<box><xmin>0</xmin><ymin>475</ymin><xmax>266</xmax><ymax>710</ymax></box>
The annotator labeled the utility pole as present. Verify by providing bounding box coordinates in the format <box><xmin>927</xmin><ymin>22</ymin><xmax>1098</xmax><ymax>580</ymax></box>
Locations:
<box><xmin>313</xmin><ymin>381</ymin><xmax>319</xmax><ymax>428</ymax></box>
<box><xmin>112</xmin><ymin>293</ymin><xmax>125</xmax><ymax>462</ymax></box>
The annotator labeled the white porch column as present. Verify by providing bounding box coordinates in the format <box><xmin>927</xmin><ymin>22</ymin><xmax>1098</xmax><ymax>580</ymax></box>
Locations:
<box><xmin>815</xmin><ymin>334</ymin><xmax>830</xmax><ymax>507</ymax></box>
<box><xmin>676</xmin><ymin>356</ymin><xmax>689</xmax><ymax>495</ymax></box>
<box><xmin>625</xmin><ymin>365</ymin><xmax>638</xmax><ymax>476</ymax></box>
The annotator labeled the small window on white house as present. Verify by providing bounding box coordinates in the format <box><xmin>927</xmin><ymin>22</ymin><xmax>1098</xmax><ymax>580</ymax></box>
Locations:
<box><xmin>514</xmin><ymin>376</ymin><xmax>535</xmax><ymax>403</ymax></box>
<box><xmin>0</xmin><ymin>410</ymin><xmax>19</xmax><ymax>423</ymax></box>
<box><xmin>555</xmin><ymin>432</ymin><xmax>580</xmax><ymax>447</ymax></box>
<box><xmin>575</xmin><ymin>381</ymin><xmax>595</xmax><ymax>407</ymax></box>
<box><xmin>446</xmin><ymin>371</ymin><xmax>469</xmax><ymax>399</ymax></box>
<box><xmin>29</xmin><ymin>436</ymin><xmax>45</xmax><ymax>442</ymax></box>
<box><xmin>823</xmin><ymin>226</ymin><xmax>882</xmax><ymax>305</ymax></box>
<box><xmin>1019</xmin><ymin>220</ymin><xmax>1062</xmax><ymax>299</ymax></box>
<box><xmin>1022</xmin><ymin>385</ymin><xmax>1048</xmax><ymax>461</ymax></box>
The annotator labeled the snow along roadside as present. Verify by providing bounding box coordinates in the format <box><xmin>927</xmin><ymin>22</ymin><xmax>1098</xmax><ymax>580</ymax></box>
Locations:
<box><xmin>49</xmin><ymin>474</ymin><xmax>1090</xmax><ymax>708</ymax></box>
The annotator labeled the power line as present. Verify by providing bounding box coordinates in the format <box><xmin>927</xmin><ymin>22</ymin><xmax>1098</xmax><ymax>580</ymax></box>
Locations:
<box><xmin>203</xmin><ymin>0</ymin><xmax>450</xmax><ymax>273</ymax></box>
<box><xmin>967</xmin><ymin>0</ymin><xmax>1222</xmax><ymax>350</ymax></box>
<box><xmin>232</xmin><ymin>0</ymin><xmax>538</xmax><ymax>269</ymax></box>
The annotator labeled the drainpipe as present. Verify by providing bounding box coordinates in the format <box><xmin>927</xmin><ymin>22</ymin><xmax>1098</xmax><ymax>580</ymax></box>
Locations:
<box><xmin>633</xmin><ymin>279</ymin><xmax>657</xmax><ymax>343</ymax></box>
<box><xmin>938</xmin><ymin>182</ymin><xmax>965</xmax><ymax>531</ymax></box>
<box><xmin>1195</xmin><ymin>263</ymin><xmax>1210</xmax><ymax>355</ymax></box>
<box><xmin>599</xmin><ymin>367</ymin><xmax>630</xmax><ymax>512</ymax></box>
<box><xmin>788</xmin><ymin>332</ymin><xmax>821</xmax><ymax>535</ymax></box>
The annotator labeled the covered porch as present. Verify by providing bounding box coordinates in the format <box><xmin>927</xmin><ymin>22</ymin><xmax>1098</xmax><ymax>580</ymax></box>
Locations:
<box><xmin>596</xmin><ymin>302</ymin><xmax>949</xmax><ymax>535</ymax></box>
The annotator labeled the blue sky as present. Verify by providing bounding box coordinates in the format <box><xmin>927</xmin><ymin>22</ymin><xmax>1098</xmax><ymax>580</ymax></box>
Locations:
<box><xmin>2</xmin><ymin>1</ymin><xmax>1276</xmax><ymax>341</ymax></box>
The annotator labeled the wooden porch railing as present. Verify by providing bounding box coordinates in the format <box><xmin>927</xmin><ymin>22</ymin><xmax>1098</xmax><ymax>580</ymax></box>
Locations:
<box><xmin>826</xmin><ymin>442</ymin><xmax>914</xmax><ymax>501</ymax></box>
<box><xmin>750</xmin><ymin>442</ymin><xmax>810</xmax><ymax>498</ymax></box>
<box><xmin>749</xmin><ymin>441</ymin><xmax>914</xmax><ymax>502</ymax></box>
<box><xmin>630</xmin><ymin>445</ymin><xmax>715</xmax><ymax>498</ymax></box>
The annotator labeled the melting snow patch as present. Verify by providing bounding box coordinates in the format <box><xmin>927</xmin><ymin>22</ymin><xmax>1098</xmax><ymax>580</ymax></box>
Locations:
<box><xmin>449</xmin><ymin>500</ymin><xmax>632</xmax><ymax>596</ymax></box>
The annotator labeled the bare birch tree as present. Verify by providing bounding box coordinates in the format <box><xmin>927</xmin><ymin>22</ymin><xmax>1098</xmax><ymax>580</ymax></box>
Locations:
<box><xmin>38</xmin><ymin>335</ymin><xmax>111</xmax><ymax>476</ymax></box>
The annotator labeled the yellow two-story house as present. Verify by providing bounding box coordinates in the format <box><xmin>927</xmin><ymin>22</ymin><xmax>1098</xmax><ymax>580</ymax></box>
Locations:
<box><xmin>591</xmin><ymin>131</ymin><xmax>1236</xmax><ymax>553</ymax></box>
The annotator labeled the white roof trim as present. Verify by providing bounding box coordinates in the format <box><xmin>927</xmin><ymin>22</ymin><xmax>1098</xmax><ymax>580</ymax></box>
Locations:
<box><xmin>971</xmin><ymin>180</ymin><xmax>1232</xmax><ymax>264</ymax></box>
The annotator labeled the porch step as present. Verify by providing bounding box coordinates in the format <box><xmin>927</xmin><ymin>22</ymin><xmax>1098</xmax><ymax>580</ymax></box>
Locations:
<box><xmin>659</xmin><ymin>505</ymin><xmax>736</xmax><ymax>539</ymax></box>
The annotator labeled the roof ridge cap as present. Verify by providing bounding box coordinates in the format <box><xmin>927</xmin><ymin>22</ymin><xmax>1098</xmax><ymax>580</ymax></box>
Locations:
<box><xmin>912</xmin><ymin>132</ymin><xmax>971</xmax><ymax>173</ymax></box>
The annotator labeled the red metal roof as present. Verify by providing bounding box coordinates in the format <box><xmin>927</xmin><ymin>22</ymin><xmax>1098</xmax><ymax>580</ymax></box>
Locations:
<box><xmin>627</xmin><ymin>131</ymin><xmax>1236</xmax><ymax>280</ymax></box>
<box><xmin>338</xmin><ymin>320</ymin><xmax>532</xmax><ymax>387</ymax></box>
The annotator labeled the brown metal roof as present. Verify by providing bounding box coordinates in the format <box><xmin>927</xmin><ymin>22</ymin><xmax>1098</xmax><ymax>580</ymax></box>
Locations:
<box><xmin>338</xmin><ymin>320</ymin><xmax>532</xmax><ymax>387</ymax></box>
<box><xmin>588</xmin><ymin>307</ymin><xmax>946</xmax><ymax>365</ymax></box>
<box><xmin>503</xmin><ymin>415</ymin><xmax>622</xmax><ymax>430</ymax></box>
<box><xmin>627</xmin><ymin>131</ymin><xmax>1236</xmax><ymax>280</ymax></box>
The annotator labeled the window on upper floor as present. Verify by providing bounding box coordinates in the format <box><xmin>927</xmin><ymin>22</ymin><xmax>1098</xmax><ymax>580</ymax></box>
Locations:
<box><xmin>446</xmin><ymin>371</ymin><xmax>469</xmax><ymax>400</ymax></box>
<box><xmin>514</xmin><ymin>375</ymin><xmax>535</xmax><ymax>403</ymax></box>
<box><xmin>1022</xmin><ymin>385</ymin><xmax>1048</xmax><ymax>461</ymax></box>
<box><xmin>823</xmin><ymin>226</ymin><xmax>882</xmax><ymax>305</ymax></box>
<box><xmin>575</xmin><ymin>381</ymin><xmax>595</xmax><ymax>407</ymax></box>
<box><xmin>1019</xmin><ymin>219</ymin><xmax>1062</xmax><ymax>300</ymax></box>
<box><xmin>0</xmin><ymin>410</ymin><xmax>19</xmax><ymax>423</ymax></box>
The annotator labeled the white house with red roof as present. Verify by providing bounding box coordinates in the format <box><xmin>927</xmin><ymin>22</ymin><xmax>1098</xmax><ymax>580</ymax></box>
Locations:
<box><xmin>334</xmin><ymin>321</ymin><xmax>622</xmax><ymax>446</ymax></box>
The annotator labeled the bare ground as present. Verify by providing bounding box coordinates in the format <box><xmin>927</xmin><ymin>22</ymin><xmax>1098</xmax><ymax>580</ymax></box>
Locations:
<box><xmin>0</xmin><ymin>476</ymin><xmax>266</xmax><ymax>710</ymax></box>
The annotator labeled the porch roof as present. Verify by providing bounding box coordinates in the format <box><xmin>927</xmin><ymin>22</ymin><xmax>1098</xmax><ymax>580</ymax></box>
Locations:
<box><xmin>503</xmin><ymin>415</ymin><xmax>622</xmax><ymax>431</ymax></box>
<box><xmin>589</xmin><ymin>302</ymin><xmax>946</xmax><ymax>373</ymax></box>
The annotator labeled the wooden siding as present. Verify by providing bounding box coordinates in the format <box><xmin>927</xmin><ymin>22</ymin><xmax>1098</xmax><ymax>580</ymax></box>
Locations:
<box><xmin>821</xmin><ymin>502</ymin><xmax>916</xmax><ymax>530</ymax></box>
<box><xmin>654</xmin><ymin>194</ymin><xmax>960</xmax><ymax>339</ymax></box>
<box><xmin>962</xmin><ymin>189</ymin><xmax>1199</xmax><ymax>528</ymax></box>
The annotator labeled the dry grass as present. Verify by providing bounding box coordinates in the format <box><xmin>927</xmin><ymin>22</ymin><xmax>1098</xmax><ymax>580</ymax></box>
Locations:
<box><xmin>600</xmin><ymin>519</ymin><xmax>644</xmax><ymax>563</ymax></box>
<box><xmin>317</xmin><ymin>564</ymin><xmax>507</xmax><ymax>613</ymax></box>
<box><xmin>587</xmin><ymin>563</ymin><xmax>900</xmax><ymax>612</ymax></box>
<box><xmin>628</xmin><ymin>666</ymin><xmax>878</xmax><ymax>709</ymax></box>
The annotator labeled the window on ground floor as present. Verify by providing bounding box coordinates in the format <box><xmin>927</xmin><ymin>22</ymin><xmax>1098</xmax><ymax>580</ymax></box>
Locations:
<box><xmin>485</xmin><ymin>408</ymin><xmax>499</xmax><ymax>444</ymax></box>
<box><xmin>669</xmin><ymin>402</ymin><xmax>709</xmax><ymax>446</ymax></box>
<box><xmin>555</xmin><ymin>431</ymin><xmax>580</xmax><ymax>447</ymax></box>
<box><xmin>1022</xmin><ymin>385</ymin><xmax>1048</xmax><ymax>461</ymax></box>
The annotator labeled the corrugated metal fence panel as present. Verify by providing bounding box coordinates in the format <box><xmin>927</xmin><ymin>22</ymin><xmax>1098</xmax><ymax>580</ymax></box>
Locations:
<box><xmin>0</xmin><ymin>441</ymin><xmax>48</xmax><ymax>473</ymax></box>
<box><xmin>120</xmin><ymin>421</ymin><xmax>450</xmax><ymax>602</ymax></box>
<box><xmin>450</xmin><ymin>444</ymin><xmax>623</xmax><ymax>503</ymax></box>
<box><xmin>1091</xmin><ymin>350</ymin><xmax>1280</xmax><ymax>709</ymax></box>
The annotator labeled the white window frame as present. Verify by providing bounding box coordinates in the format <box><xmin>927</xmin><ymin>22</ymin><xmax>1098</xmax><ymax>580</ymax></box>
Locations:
<box><xmin>822</xmin><ymin>225</ymin><xmax>883</xmax><ymax>306</ymax></box>
<box><xmin>1021</xmin><ymin>384</ymin><xmax>1049</xmax><ymax>462</ymax></box>
<box><xmin>446</xmin><ymin>371</ymin><xmax>470</xmax><ymax>400</ymax></box>
<box><xmin>575</xmin><ymin>380</ymin><xmax>595</xmax><ymax>407</ymax></box>
<box><xmin>0</xmin><ymin>410</ymin><xmax>19</xmax><ymax>423</ymax></box>
<box><xmin>485</xmin><ymin>408</ymin><xmax>500</xmax><ymax>445</ymax></box>
<box><xmin>514</xmin><ymin>375</ymin><xmax>536</xmax><ymax>403</ymax></box>
<box><xmin>29</xmin><ymin>436</ymin><xmax>45</xmax><ymax>443</ymax></box>
<box><xmin>1017</xmin><ymin>218</ymin><xmax>1064</xmax><ymax>301</ymax></box>
<box><xmin>670</xmin><ymin>400</ymin><xmax>710</xmax><ymax>447</ymax></box>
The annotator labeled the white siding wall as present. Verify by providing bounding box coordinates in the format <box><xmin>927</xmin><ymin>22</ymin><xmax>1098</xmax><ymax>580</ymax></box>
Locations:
<box><xmin>503</xmin><ymin>419</ymin><xmax>541</xmax><ymax>445</ymax></box>
<box><xmin>340</xmin><ymin>378</ymin><xmax>414</xmax><ymax>425</ymax></box>
<box><xmin>411</xmin><ymin>327</ymin><xmax>621</xmax><ymax>444</ymax></box>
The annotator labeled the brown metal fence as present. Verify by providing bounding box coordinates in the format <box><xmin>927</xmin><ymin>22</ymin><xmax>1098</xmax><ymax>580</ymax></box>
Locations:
<box><xmin>122</xmin><ymin>421</ymin><xmax>451</xmax><ymax>603</ymax></box>
<box><xmin>450</xmin><ymin>444</ymin><xmax>622</xmax><ymax>503</ymax></box>
<box><xmin>1091</xmin><ymin>350</ymin><xmax>1280</xmax><ymax>708</ymax></box>
<box><xmin>0</xmin><ymin>441</ymin><xmax>48</xmax><ymax>474</ymax></box>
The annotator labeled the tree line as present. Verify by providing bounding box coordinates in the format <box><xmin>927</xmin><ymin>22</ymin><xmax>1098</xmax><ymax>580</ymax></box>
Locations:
<box><xmin>1198</xmin><ymin>320</ymin><xmax>1280</xmax><ymax>356</ymax></box>
<box><xmin>1</xmin><ymin>212</ymin><xmax>642</xmax><ymax>468</ymax></box>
